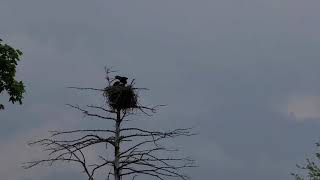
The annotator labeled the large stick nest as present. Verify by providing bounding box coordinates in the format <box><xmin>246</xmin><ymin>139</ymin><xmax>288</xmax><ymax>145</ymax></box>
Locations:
<box><xmin>104</xmin><ymin>85</ymin><xmax>138</xmax><ymax>110</ymax></box>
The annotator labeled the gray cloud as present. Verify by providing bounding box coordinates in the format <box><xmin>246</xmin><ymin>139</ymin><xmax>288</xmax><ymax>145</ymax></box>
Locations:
<box><xmin>1</xmin><ymin>0</ymin><xmax>320</xmax><ymax>179</ymax></box>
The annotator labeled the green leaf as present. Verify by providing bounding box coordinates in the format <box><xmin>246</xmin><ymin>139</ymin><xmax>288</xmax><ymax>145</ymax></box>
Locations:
<box><xmin>0</xmin><ymin>39</ymin><xmax>25</xmax><ymax>110</ymax></box>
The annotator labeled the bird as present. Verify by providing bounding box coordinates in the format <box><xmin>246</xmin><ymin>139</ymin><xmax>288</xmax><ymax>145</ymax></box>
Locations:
<box><xmin>115</xmin><ymin>75</ymin><xmax>128</xmax><ymax>86</ymax></box>
<box><xmin>112</xmin><ymin>81</ymin><xmax>121</xmax><ymax>86</ymax></box>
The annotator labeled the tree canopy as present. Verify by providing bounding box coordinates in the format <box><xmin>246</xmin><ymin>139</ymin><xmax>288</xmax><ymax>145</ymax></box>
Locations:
<box><xmin>0</xmin><ymin>39</ymin><xmax>25</xmax><ymax>109</ymax></box>
<box><xmin>292</xmin><ymin>143</ymin><xmax>320</xmax><ymax>180</ymax></box>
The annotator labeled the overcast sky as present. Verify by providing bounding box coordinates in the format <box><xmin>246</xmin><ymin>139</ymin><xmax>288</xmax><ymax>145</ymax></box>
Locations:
<box><xmin>1</xmin><ymin>0</ymin><xmax>320</xmax><ymax>179</ymax></box>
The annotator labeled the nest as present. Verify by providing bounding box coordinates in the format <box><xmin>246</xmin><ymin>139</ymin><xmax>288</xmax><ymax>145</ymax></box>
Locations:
<box><xmin>104</xmin><ymin>85</ymin><xmax>138</xmax><ymax>110</ymax></box>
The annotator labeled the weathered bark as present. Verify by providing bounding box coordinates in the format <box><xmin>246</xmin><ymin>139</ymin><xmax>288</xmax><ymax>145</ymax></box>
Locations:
<box><xmin>114</xmin><ymin>109</ymin><xmax>121</xmax><ymax>180</ymax></box>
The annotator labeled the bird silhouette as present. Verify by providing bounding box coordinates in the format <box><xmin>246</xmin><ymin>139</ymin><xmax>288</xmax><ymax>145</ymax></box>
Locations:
<box><xmin>115</xmin><ymin>76</ymin><xmax>128</xmax><ymax>86</ymax></box>
<box><xmin>112</xmin><ymin>81</ymin><xmax>121</xmax><ymax>86</ymax></box>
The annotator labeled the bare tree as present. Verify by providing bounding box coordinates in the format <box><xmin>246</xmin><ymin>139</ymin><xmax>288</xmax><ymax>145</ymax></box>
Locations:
<box><xmin>24</xmin><ymin>68</ymin><xmax>196</xmax><ymax>180</ymax></box>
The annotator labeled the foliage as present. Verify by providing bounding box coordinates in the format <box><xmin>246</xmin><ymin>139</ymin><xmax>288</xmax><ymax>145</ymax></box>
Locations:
<box><xmin>292</xmin><ymin>143</ymin><xmax>320</xmax><ymax>180</ymax></box>
<box><xmin>0</xmin><ymin>39</ymin><xmax>25</xmax><ymax>109</ymax></box>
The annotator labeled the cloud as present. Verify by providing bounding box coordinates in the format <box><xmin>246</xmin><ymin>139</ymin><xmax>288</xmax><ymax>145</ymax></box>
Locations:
<box><xmin>0</xmin><ymin>127</ymin><xmax>52</xmax><ymax>180</ymax></box>
<box><xmin>2</xmin><ymin>0</ymin><xmax>320</xmax><ymax>179</ymax></box>
<box><xmin>0</xmin><ymin>122</ymin><xmax>103</xmax><ymax>180</ymax></box>
<box><xmin>286</xmin><ymin>95</ymin><xmax>320</xmax><ymax>120</ymax></box>
<box><xmin>0</xmin><ymin>101</ymin><xmax>103</xmax><ymax>180</ymax></box>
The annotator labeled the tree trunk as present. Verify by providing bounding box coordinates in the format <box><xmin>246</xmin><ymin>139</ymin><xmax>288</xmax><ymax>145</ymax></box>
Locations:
<box><xmin>114</xmin><ymin>109</ymin><xmax>121</xmax><ymax>180</ymax></box>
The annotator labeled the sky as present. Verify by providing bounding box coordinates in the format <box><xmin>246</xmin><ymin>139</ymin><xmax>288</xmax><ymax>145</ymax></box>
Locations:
<box><xmin>1</xmin><ymin>0</ymin><xmax>320</xmax><ymax>179</ymax></box>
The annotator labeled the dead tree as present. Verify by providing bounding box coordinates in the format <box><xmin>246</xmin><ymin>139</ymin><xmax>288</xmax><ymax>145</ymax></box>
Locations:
<box><xmin>24</xmin><ymin>68</ymin><xmax>196</xmax><ymax>180</ymax></box>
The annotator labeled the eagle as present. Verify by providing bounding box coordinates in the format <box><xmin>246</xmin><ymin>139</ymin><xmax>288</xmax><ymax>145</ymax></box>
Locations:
<box><xmin>112</xmin><ymin>81</ymin><xmax>121</xmax><ymax>86</ymax></box>
<box><xmin>115</xmin><ymin>75</ymin><xmax>128</xmax><ymax>86</ymax></box>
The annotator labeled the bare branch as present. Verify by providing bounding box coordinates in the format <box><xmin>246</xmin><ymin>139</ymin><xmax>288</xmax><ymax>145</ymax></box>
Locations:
<box><xmin>67</xmin><ymin>86</ymin><xmax>105</xmax><ymax>91</ymax></box>
<box><xmin>86</xmin><ymin>105</ymin><xmax>116</xmax><ymax>114</ymax></box>
<box><xmin>49</xmin><ymin>129</ymin><xmax>115</xmax><ymax>136</ymax></box>
<box><xmin>67</xmin><ymin>104</ymin><xmax>116</xmax><ymax>121</ymax></box>
<box><xmin>25</xmin><ymin>70</ymin><xmax>195</xmax><ymax>180</ymax></box>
